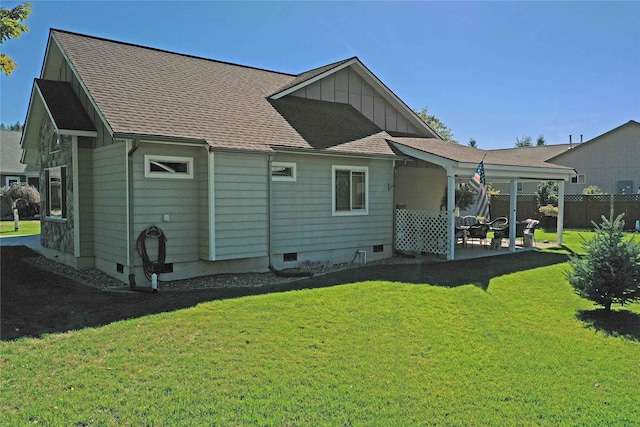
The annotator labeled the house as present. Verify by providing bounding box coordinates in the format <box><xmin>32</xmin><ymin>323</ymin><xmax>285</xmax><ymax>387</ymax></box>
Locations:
<box><xmin>0</xmin><ymin>129</ymin><xmax>40</xmax><ymax>217</ymax></box>
<box><xmin>491</xmin><ymin>120</ymin><xmax>640</xmax><ymax>196</ymax></box>
<box><xmin>547</xmin><ymin>120</ymin><xmax>640</xmax><ymax>195</ymax></box>
<box><xmin>20</xmin><ymin>29</ymin><xmax>575</xmax><ymax>284</ymax></box>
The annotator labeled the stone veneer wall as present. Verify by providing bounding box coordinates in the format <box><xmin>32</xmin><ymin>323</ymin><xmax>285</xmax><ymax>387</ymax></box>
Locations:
<box><xmin>39</xmin><ymin>117</ymin><xmax>75</xmax><ymax>255</ymax></box>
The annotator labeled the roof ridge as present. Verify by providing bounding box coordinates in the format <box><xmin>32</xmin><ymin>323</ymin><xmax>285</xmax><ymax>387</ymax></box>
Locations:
<box><xmin>50</xmin><ymin>28</ymin><xmax>296</xmax><ymax>77</ymax></box>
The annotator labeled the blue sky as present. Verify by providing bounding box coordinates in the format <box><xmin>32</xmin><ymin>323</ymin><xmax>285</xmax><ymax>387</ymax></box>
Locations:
<box><xmin>1</xmin><ymin>1</ymin><xmax>638</xmax><ymax>149</ymax></box>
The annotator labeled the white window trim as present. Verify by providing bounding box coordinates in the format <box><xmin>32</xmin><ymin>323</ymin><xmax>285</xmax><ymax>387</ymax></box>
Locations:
<box><xmin>332</xmin><ymin>165</ymin><xmax>369</xmax><ymax>216</ymax></box>
<box><xmin>46</xmin><ymin>165</ymin><xmax>66</xmax><ymax>220</ymax></box>
<box><xmin>5</xmin><ymin>176</ymin><xmax>21</xmax><ymax>186</ymax></box>
<box><xmin>144</xmin><ymin>155</ymin><xmax>194</xmax><ymax>179</ymax></box>
<box><xmin>517</xmin><ymin>182</ymin><xmax>524</xmax><ymax>192</ymax></box>
<box><xmin>271</xmin><ymin>162</ymin><xmax>296</xmax><ymax>181</ymax></box>
<box><xmin>570</xmin><ymin>174</ymin><xmax>586</xmax><ymax>184</ymax></box>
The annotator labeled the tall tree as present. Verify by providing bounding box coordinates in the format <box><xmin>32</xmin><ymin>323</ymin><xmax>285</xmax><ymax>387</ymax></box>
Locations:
<box><xmin>515</xmin><ymin>135</ymin><xmax>532</xmax><ymax>148</ymax></box>
<box><xmin>468</xmin><ymin>138</ymin><xmax>477</xmax><ymax>148</ymax></box>
<box><xmin>0</xmin><ymin>2</ymin><xmax>32</xmax><ymax>76</ymax></box>
<box><xmin>536</xmin><ymin>134</ymin><xmax>546</xmax><ymax>146</ymax></box>
<box><xmin>413</xmin><ymin>106</ymin><xmax>458</xmax><ymax>143</ymax></box>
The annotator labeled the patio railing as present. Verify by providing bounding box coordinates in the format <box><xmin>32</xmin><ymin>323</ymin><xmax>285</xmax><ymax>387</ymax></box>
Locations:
<box><xmin>396</xmin><ymin>209</ymin><xmax>449</xmax><ymax>255</ymax></box>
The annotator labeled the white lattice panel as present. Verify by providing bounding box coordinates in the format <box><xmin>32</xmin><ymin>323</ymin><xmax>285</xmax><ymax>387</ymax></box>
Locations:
<box><xmin>396</xmin><ymin>209</ymin><xmax>449</xmax><ymax>255</ymax></box>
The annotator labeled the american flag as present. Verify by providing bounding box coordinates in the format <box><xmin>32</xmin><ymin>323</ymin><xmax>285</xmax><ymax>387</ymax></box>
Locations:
<box><xmin>469</xmin><ymin>161</ymin><xmax>490</xmax><ymax>220</ymax></box>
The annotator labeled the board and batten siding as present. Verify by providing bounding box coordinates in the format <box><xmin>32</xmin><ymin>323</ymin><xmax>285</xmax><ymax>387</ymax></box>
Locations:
<box><xmin>92</xmin><ymin>142</ymin><xmax>128</xmax><ymax>265</ymax></box>
<box><xmin>213</xmin><ymin>152</ymin><xmax>269</xmax><ymax>260</ymax></box>
<box><xmin>292</xmin><ymin>66</ymin><xmax>422</xmax><ymax>136</ymax></box>
<box><xmin>270</xmin><ymin>153</ymin><xmax>394</xmax><ymax>263</ymax></box>
<box><xmin>131</xmin><ymin>144</ymin><xmax>206</xmax><ymax>265</ymax></box>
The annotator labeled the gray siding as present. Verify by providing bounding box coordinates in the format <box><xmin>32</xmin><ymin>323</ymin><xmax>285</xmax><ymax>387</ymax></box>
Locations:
<box><xmin>77</xmin><ymin>147</ymin><xmax>94</xmax><ymax>256</ymax></box>
<box><xmin>131</xmin><ymin>144</ymin><xmax>207</xmax><ymax>265</ymax></box>
<box><xmin>92</xmin><ymin>143</ymin><xmax>127</xmax><ymax>265</ymax></box>
<box><xmin>270</xmin><ymin>153</ymin><xmax>394</xmax><ymax>257</ymax></box>
<box><xmin>213</xmin><ymin>152</ymin><xmax>268</xmax><ymax>260</ymax></box>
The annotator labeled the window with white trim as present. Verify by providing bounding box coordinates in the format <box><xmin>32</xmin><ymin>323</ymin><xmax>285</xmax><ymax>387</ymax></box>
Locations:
<box><xmin>47</xmin><ymin>166</ymin><xmax>67</xmax><ymax>219</ymax></box>
<box><xmin>144</xmin><ymin>155</ymin><xmax>193</xmax><ymax>179</ymax></box>
<box><xmin>517</xmin><ymin>182</ymin><xmax>524</xmax><ymax>192</ymax></box>
<box><xmin>271</xmin><ymin>162</ymin><xmax>296</xmax><ymax>181</ymax></box>
<box><xmin>332</xmin><ymin>165</ymin><xmax>368</xmax><ymax>215</ymax></box>
<box><xmin>570</xmin><ymin>174</ymin><xmax>586</xmax><ymax>184</ymax></box>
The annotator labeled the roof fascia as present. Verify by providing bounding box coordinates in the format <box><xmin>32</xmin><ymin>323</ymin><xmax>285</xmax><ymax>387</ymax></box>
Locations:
<box><xmin>50</xmin><ymin>31</ymin><xmax>114</xmax><ymax>138</ymax></box>
<box><xmin>391</xmin><ymin>141</ymin><xmax>575</xmax><ymax>181</ymax></box>
<box><xmin>270</xmin><ymin>145</ymin><xmax>402</xmax><ymax>161</ymax></box>
<box><xmin>270</xmin><ymin>58</ymin><xmax>358</xmax><ymax>100</ymax></box>
<box><xmin>20</xmin><ymin>82</ymin><xmax>43</xmax><ymax>164</ymax></box>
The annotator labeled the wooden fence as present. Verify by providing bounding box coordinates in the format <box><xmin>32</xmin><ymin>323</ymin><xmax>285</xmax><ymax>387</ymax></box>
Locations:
<box><xmin>490</xmin><ymin>194</ymin><xmax>640</xmax><ymax>230</ymax></box>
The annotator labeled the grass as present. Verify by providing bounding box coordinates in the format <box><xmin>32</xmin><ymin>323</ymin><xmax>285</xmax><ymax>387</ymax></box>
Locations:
<box><xmin>2</xmin><ymin>233</ymin><xmax>640</xmax><ymax>426</ymax></box>
<box><xmin>0</xmin><ymin>219</ymin><xmax>40</xmax><ymax>237</ymax></box>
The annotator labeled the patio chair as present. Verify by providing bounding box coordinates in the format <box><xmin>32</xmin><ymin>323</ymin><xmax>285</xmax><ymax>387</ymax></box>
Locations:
<box><xmin>494</xmin><ymin>219</ymin><xmax>539</xmax><ymax>246</ymax></box>
<box><xmin>466</xmin><ymin>222</ymin><xmax>489</xmax><ymax>248</ymax></box>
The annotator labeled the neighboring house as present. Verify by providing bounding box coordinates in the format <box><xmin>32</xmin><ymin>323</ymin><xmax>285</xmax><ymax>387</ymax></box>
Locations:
<box><xmin>21</xmin><ymin>29</ymin><xmax>575</xmax><ymax>284</ymax></box>
<box><xmin>0</xmin><ymin>129</ymin><xmax>40</xmax><ymax>218</ymax></box>
<box><xmin>489</xmin><ymin>143</ymin><xmax>579</xmax><ymax>195</ymax></box>
<box><xmin>548</xmin><ymin>120</ymin><xmax>640</xmax><ymax>195</ymax></box>
<box><xmin>491</xmin><ymin>120</ymin><xmax>639</xmax><ymax>196</ymax></box>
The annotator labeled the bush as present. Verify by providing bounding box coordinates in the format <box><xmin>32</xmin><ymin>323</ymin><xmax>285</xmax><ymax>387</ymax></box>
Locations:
<box><xmin>566</xmin><ymin>214</ymin><xmax>640</xmax><ymax>311</ymax></box>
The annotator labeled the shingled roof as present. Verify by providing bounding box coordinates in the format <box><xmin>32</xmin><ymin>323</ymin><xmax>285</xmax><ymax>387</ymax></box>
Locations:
<box><xmin>35</xmin><ymin>79</ymin><xmax>95</xmax><ymax>132</ymax></box>
<box><xmin>46</xmin><ymin>29</ymin><xmax>576</xmax><ymax>172</ymax></box>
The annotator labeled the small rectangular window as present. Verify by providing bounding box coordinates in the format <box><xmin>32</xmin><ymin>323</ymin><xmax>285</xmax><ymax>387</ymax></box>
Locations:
<box><xmin>47</xmin><ymin>166</ymin><xmax>67</xmax><ymax>219</ymax></box>
<box><xmin>571</xmin><ymin>174</ymin><xmax>586</xmax><ymax>184</ymax></box>
<box><xmin>272</xmin><ymin>162</ymin><xmax>296</xmax><ymax>181</ymax></box>
<box><xmin>332</xmin><ymin>165</ymin><xmax>368</xmax><ymax>215</ymax></box>
<box><xmin>144</xmin><ymin>155</ymin><xmax>193</xmax><ymax>179</ymax></box>
<box><xmin>373</xmin><ymin>245</ymin><xmax>384</xmax><ymax>253</ymax></box>
<box><xmin>517</xmin><ymin>182</ymin><xmax>524</xmax><ymax>192</ymax></box>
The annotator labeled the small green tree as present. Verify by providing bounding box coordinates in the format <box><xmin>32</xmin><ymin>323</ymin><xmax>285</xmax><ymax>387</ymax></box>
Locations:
<box><xmin>583</xmin><ymin>185</ymin><xmax>604</xmax><ymax>195</ymax></box>
<box><xmin>515</xmin><ymin>135</ymin><xmax>532</xmax><ymax>148</ymax></box>
<box><xmin>536</xmin><ymin>180</ymin><xmax>558</xmax><ymax>207</ymax></box>
<box><xmin>566</xmin><ymin>214</ymin><xmax>640</xmax><ymax>311</ymax></box>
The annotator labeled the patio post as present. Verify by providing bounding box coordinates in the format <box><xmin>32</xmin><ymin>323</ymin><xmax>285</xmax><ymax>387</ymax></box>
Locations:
<box><xmin>447</xmin><ymin>175</ymin><xmax>456</xmax><ymax>260</ymax></box>
<box><xmin>509</xmin><ymin>180</ymin><xmax>518</xmax><ymax>251</ymax></box>
<box><xmin>557</xmin><ymin>180</ymin><xmax>565</xmax><ymax>245</ymax></box>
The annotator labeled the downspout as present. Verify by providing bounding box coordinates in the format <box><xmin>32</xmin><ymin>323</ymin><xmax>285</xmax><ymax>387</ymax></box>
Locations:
<box><xmin>266</xmin><ymin>154</ymin><xmax>312</xmax><ymax>278</ymax></box>
<box><xmin>127</xmin><ymin>139</ymin><xmax>155</xmax><ymax>293</ymax></box>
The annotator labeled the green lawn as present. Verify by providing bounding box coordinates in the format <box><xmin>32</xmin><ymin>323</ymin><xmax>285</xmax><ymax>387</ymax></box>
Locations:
<box><xmin>1</xmin><ymin>231</ymin><xmax>639</xmax><ymax>426</ymax></box>
<box><xmin>0</xmin><ymin>219</ymin><xmax>40</xmax><ymax>237</ymax></box>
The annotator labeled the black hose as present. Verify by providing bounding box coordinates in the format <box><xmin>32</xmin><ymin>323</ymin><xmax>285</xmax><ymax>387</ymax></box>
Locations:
<box><xmin>136</xmin><ymin>225</ymin><xmax>167</xmax><ymax>281</ymax></box>
<box><xmin>268</xmin><ymin>264</ymin><xmax>313</xmax><ymax>278</ymax></box>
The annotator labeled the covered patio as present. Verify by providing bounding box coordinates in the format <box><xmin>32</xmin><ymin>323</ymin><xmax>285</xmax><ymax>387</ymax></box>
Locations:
<box><xmin>387</xmin><ymin>136</ymin><xmax>576</xmax><ymax>260</ymax></box>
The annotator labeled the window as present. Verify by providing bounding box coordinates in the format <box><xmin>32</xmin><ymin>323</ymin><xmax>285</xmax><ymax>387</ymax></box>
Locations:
<box><xmin>144</xmin><ymin>155</ymin><xmax>193</xmax><ymax>179</ymax></box>
<box><xmin>517</xmin><ymin>182</ymin><xmax>524</xmax><ymax>192</ymax></box>
<box><xmin>5</xmin><ymin>176</ymin><xmax>21</xmax><ymax>186</ymax></box>
<box><xmin>571</xmin><ymin>174</ymin><xmax>586</xmax><ymax>184</ymax></box>
<box><xmin>47</xmin><ymin>166</ymin><xmax>67</xmax><ymax>219</ymax></box>
<box><xmin>332</xmin><ymin>165</ymin><xmax>368</xmax><ymax>215</ymax></box>
<box><xmin>271</xmin><ymin>162</ymin><xmax>296</xmax><ymax>181</ymax></box>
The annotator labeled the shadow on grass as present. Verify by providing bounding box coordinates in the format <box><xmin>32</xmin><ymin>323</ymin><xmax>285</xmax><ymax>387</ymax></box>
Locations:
<box><xmin>576</xmin><ymin>309</ymin><xmax>640</xmax><ymax>342</ymax></box>
<box><xmin>2</xmin><ymin>246</ymin><xmax>570</xmax><ymax>341</ymax></box>
<box><xmin>297</xmin><ymin>250</ymin><xmax>570</xmax><ymax>292</ymax></box>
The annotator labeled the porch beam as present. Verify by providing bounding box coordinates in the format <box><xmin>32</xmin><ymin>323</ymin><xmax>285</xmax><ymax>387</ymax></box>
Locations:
<box><xmin>447</xmin><ymin>174</ymin><xmax>456</xmax><ymax>260</ymax></box>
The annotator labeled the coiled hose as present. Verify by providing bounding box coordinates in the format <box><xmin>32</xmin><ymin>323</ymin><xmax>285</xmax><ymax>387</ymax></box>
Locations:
<box><xmin>136</xmin><ymin>225</ymin><xmax>167</xmax><ymax>281</ymax></box>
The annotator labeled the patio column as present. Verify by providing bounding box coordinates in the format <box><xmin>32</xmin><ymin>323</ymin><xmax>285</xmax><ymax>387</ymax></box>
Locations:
<box><xmin>447</xmin><ymin>175</ymin><xmax>456</xmax><ymax>260</ymax></box>
<box><xmin>509</xmin><ymin>180</ymin><xmax>518</xmax><ymax>251</ymax></box>
<box><xmin>557</xmin><ymin>180</ymin><xmax>565</xmax><ymax>245</ymax></box>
